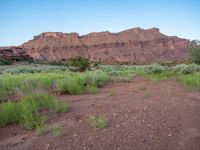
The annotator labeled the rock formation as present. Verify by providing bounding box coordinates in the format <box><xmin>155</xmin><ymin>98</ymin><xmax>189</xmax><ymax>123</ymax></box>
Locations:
<box><xmin>0</xmin><ymin>46</ymin><xmax>32</xmax><ymax>62</ymax></box>
<box><xmin>22</xmin><ymin>27</ymin><xmax>190</xmax><ymax>64</ymax></box>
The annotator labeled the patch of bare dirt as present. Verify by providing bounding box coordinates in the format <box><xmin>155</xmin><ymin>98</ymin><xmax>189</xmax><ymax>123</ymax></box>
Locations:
<box><xmin>1</xmin><ymin>76</ymin><xmax>200</xmax><ymax>150</ymax></box>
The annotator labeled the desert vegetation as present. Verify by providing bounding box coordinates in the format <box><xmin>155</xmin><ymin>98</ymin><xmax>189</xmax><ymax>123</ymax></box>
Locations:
<box><xmin>0</xmin><ymin>93</ymin><xmax>69</xmax><ymax>129</ymax></box>
<box><xmin>0</xmin><ymin>63</ymin><xmax>200</xmax><ymax>103</ymax></box>
<box><xmin>0</xmin><ymin>60</ymin><xmax>200</xmax><ymax>149</ymax></box>
<box><xmin>68</xmin><ymin>56</ymin><xmax>90</xmax><ymax>71</ymax></box>
<box><xmin>189</xmin><ymin>40</ymin><xmax>200</xmax><ymax>64</ymax></box>
<box><xmin>87</xmin><ymin>115</ymin><xmax>107</xmax><ymax>129</ymax></box>
<box><xmin>0</xmin><ymin>58</ymin><xmax>12</xmax><ymax>65</ymax></box>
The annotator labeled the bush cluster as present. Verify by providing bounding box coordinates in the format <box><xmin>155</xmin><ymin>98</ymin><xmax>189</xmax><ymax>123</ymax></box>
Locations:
<box><xmin>173</xmin><ymin>63</ymin><xmax>200</xmax><ymax>74</ymax></box>
<box><xmin>144</xmin><ymin>63</ymin><xmax>168</xmax><ymax>74</ymax></box>
<box><xmin>57</xmin><ymin>71</ymin><xmax>110</xmax><ymax>94</ymax></box>
<box><xmin>0</xmin><ymin>71</ymin><xmax>110</xmax><ymax>101</ymax></box>
<box><xmin>68</xmin><ymin>56</ymin><xmax>90</xmax><ymax>72</ymax></box>
<box><xmin>0</xmin><ymin>58</ymin><xmax>12</xmax><ymax>65</ymax></box>
<box><xmin>190</xmin><ymin>40</ymin><xmax>200</xmax><ymax>64</ymax></box>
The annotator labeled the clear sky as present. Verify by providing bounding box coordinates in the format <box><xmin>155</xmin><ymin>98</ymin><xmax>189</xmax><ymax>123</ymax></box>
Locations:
<box><xmin>0</xmin><ymin>0</ymin><xmax>199</xmax><ymax>46</ymax></box>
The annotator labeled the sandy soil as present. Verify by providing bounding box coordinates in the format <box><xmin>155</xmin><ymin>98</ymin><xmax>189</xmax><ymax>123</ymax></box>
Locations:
<box><xmin>0</xmin><ymin>76</ymin><xmax>200</xmax><ymax>150</ymax></box>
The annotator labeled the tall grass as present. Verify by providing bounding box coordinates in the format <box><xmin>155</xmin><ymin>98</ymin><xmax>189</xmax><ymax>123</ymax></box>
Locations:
<box><xmin>0</xmin><ymin>71</ymin><xmax>110</xmax><ymax>101</ymax></box>
<box><xmin>177</xmin><ymin>73</ymin><xmax>200</xmax><ymax>89</ymax></box>
<box><xmin>0</xmin><ymin>93</ymin><xmax>69</xmax><ymax>129</ymax></box>
<box><xmin>0</xmin><ymin>73</ymin><xmax>65</xmax><ymax>101</ymax></box>
<box><xmin>57</xmin><ymin>71</ymin><xmax>110</xmax><ymax>94</ymax></box>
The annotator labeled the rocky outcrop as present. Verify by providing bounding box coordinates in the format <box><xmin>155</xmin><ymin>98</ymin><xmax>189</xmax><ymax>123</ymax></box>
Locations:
<box><xmin>0</xmin><ymin>47</ymin><xmax>32</xmax><ymax>62</ymax></box>
<box><xmin>21</xmin><ymin>27</ymin><xmax>190</xmax><ymax>64</ymax></box>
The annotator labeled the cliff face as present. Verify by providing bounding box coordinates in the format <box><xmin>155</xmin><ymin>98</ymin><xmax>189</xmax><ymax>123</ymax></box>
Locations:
<box><xmin>21</xmin><ymin>28</ymin><xmax>190</xmax><ymax>64</ymax></box>
<box><xmin>0</xmin><ymin>46</ymin><xmax>32</xmax><ymax>62</ymax></box>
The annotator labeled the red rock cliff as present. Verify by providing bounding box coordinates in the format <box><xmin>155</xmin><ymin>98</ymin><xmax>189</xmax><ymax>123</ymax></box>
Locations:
<box><xmin>0</xmin><ymin>46</ymin><xmax>32</xmax><ymax>62</ymax></box>
<box><xmin>21</xmin><ymin>28</ymin><xmax>190</xmax><ymax>64</ymax></box>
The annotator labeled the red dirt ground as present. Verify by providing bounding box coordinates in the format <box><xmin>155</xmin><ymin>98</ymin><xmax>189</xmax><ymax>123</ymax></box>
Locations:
<box><xmin>0</xmin><ymin>76</ymin><xmax>200</xmax><ymax>150</ymax></box>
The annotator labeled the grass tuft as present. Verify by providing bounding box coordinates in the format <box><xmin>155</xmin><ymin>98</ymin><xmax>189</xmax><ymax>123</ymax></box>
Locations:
<box><xmin>52</xmin><ymin>127</ymin><xmax>64</xmax><ymax>137</ymax></box>
<box><xmin>36</xmin><ymin>125</ymin><xmax>47</xmax><ymax>136</ymax></box>
<box><xmin>87</xmin><ymin>115</ymin><xmax>107</xmax><ymax>129</ymax></box>
<box><xmin>139</xmin><ymin>85</ymin><xmax>146</xmax><ymax>91</ymax></box>
<box><xmin>144</xmin><ymin>91</ymin><xmax>151</xmax><ymax>99</ymax></box>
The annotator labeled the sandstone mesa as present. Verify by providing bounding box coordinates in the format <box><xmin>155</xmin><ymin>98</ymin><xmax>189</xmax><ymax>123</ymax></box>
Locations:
<box><xmin>1</xmin><ymin>27</ymin><xmax>190</xmax><ymax>64</ymax></box>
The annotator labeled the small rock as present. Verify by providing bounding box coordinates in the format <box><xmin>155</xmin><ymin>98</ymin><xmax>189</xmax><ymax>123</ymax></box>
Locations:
<box><xmin>73</xmin><ymin>134</ymin><xmax>78</xmax><ymax>137</ymax></box>
<box><xmin>116</xmin><ymin>125</ymin><xmax>120</xmax><ymax>128</ymax></box>
<box><xmin>131</xmin><ymin>133</ymin><xmax>134</xmax><ymax>136</ymax></box>
<box><xmin>44</xmin><ymin>144</ymin><xmax>50</xmax><ymax>150</ymax></box>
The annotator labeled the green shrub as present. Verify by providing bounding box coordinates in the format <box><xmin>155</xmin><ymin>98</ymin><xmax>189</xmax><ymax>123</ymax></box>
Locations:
<box><xmin>57</xmin><ymin>71</ymin><xmax>110</xmax><ymax>95</ymax></box>
<box><xmin>177</xmin><ymin>73</ymin><xmax>200</xmax><ymax>89</ymax></box>
<box><xmin>68</xmin><ymin>56</ymin><xmax>90</xmax><ymax>71</ymax></box>
<box><xmin>36</xmin><ymin>124</ymin><xmax>47</xmax><ymax>136</ymax></box>
<box><xmin>172</xmin><ymin>63</ymin><xmax>200</xmax><ymax>74</ymax></box>
<box><xmin>172</xmin><ymin>64</ymin><xmax>188</xmax><ymax>72</ymax></box>
<box><xmin>0</xmin><ymin>94</ymin><xmax>69</xmax><ymax>129</ymax></box>
<box><xmin>87</xmin><ymin>115</ymin><xmax>107</xmax><ymax>129</ymax></box>
<box><xmin>52</xmin><ymin>127</ymin><xmax>64</xmax><ymax>137</ymax></box>
<box><xmin>145</xmin><ymin>63</ymin><xmax>167</xmax><ymax>74</ymax></box>
<box><xmin>92</xmin><ymin>71</ymin><xmax>111</xmax><ymax>87</ymax></box>
<box><xmin>0</xmin><ymin>58</ymin><xmax>12</xmax><ymax>65</ymax></box>
<box><xmin>180</xmin><ymin>64</ymin><xmax>200</xmax><ymax>74</ymax></box>
<box><xmin>109</xmin><ymin>70</ymin><xmax>119</xmax><ymax>76</ymax></box>
<box><xmin>189</xmin><ymin>40</ymin><xmax>200</xmax><ymax>64</ymax></box>
<box><xmin>58</xmin><ymin>77</ymin><xmax>84</xmax><ymax>95</ymax></box>
<box><xmin>0</xmin><ymin>72</ymin><xmax>67</xmax><ymax>101</ymax></box>
<box><xmin>0</xmin><ymin>71</ymin><xmax>110</xmax><ymax>101</ymax></box>
<box><xmin>0</xmin><ymin>101</ymin><xmax>20</xmax><ymax>127</ymax></box>
<box><xmin>86</xmin><ymin>85</ymin><xmax>97</xmax><ymax>94</ymax></box>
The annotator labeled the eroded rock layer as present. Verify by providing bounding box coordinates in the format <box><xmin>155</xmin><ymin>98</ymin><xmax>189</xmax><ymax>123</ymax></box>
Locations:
<box><xmin>0</xmin><ymin>47</ymin><xmax>32</xmax><ymax>62</ymax></box>
<box><xmin>21</xmin><ymin>28</ymin><xmax>190</xmax><ymax>64</ymax></box>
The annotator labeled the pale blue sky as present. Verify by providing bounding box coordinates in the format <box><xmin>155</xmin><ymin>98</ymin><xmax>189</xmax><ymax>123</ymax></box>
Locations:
<box><xmin>0</xmin><ymin>0</ymin><xmax>199</xmax><ymax>46</ymax></box>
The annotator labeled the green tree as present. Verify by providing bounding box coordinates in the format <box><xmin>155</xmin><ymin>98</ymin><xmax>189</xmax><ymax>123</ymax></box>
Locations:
<box><xmin>189</xmin><ymin>40</ymin><xmax>200</xmax><ymax>64</ymax></box>
<box><xmin>68</xmin><ymin>56</ymin><xmax>90</xmax><ymax>71</ymax></box>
